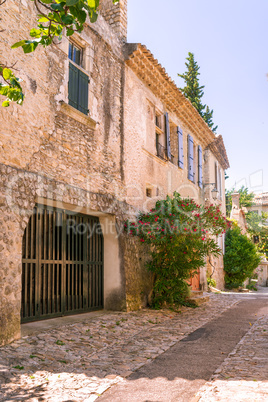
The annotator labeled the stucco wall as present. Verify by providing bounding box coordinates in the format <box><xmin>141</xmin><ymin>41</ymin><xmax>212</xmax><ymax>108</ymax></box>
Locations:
<box><xmin>123</xmin><ymin>66</ymin><xmax>206</xmax><ymax>211</ymax></box>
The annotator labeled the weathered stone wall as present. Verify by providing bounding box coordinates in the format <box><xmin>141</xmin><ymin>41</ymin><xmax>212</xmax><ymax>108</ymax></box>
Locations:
<box><xmin>0</xmin><ymin>164</ymin><xmax>137</xmax><ymax>345</ymax></box>
<box><xmin>100</xmin><ymin>0</ymin><xmax>127</xmax><ymax>41</ymax></box>
<box><xmin>122</xmin><ymin>235</ymin><xmax>154</xmax><ymax>311</ymax></box>
<box><xmin>203</xmin><ymin>149</ymin><xmax>227</xmax><ymax>290</ymax></box>
<box><xmin>256</xmin><ymin>261</ymin><xmax>268</xmax><ymax>287</ymax></box>
<box><xmin>123</xmin><ymin>66</ymin><xmax>206</xmax><ymax>212</ymax></box>
<box><xmin>0</xmin><ymin>0</ymin><xmax>138</xmax><ymax>346</ymax></box>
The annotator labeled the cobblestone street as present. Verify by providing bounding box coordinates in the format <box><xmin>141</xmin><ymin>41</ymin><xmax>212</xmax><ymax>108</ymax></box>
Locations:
<box><xmin>196</xmin><ymin>308</ymin><xmax>268</xmax><ymax>401</ymax></box>
<box><xmin>0</xmin><ymin>290</ymin><xmax>267</xmax><ymax>401</ymax></box>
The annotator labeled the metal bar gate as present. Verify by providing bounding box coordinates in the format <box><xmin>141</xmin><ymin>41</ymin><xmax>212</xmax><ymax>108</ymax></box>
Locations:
<box><xmin>21</xmin><ymin>205</ymin><xmax>104</xmax><ymax>322</ymax></box>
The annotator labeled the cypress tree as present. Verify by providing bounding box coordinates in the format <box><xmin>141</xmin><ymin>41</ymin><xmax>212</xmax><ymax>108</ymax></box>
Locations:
<box><xmin>178</xmin><ymin>52</ymin><xmax>218</xmax><ymax>133</ymax></box>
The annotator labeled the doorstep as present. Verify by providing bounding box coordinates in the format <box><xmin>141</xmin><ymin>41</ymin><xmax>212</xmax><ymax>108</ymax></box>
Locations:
<box><xmin>21</xmin><ymin>310</ymin><xmax>106</xmax><ymax>337</ymax></box>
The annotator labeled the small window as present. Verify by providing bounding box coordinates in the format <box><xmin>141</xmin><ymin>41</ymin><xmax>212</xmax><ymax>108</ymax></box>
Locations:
<box><xmin>68</xmin><ymin>42</ymin><xmax>89</xmax><ymax>115</ymax></box>
<box><xmin>68</xmin><ymin>42</ymin><xmax>82</xmax><ymax>66</ymax></box>
<box><xmin>156</xmin><ymin>114</ymin><xmax>162</xmax><ymax>130</ymax></box>
<box><xmin>146</xmin><ymin>188</ymin><xmax>152</xmax><ymax>198</ymax></box>
<box><xmin>156</xmin><ymin>187</ymin><xmax>160</xmax><ymax>197</ymax></box>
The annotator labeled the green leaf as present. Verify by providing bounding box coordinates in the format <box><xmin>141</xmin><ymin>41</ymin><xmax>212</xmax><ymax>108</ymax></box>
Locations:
<box><xmin>3</xmin><ymin>68</ymin><xmax>12</xmax><ymax>80</ymax></box>
<box><xmin>89</xmin><ymin>10</ymin><xmax>98</xmax><ymax>23</ymax></box>
<box><xmin>11</xmin><ymin>40</ymin><xmax>26</xmax><ymax>49</ymax></box>
<box><xmin>30</xmin><ymin>28</ymin><xmax>41</xmax><ymax>38</ymax></box>
<box><xmin>38</xmin><ymin>16</ymin><xmax>50</xmax><ymax>23</ymax></box>
<box><xmin>66</xmin><ymin>0</ymin><xmax>79</xmax><ymax>5</ymax></box>
<box><xmin>66</xmin><ymin>28</ymin><xmax>74</xmax><ymax>36</ymax></box>
<box><xmin>2</xmin><ymin>100</ymin><xmax>10</xmax><ymax>107</ymax></box>
<box><xmin>61</xmin><ymin>14</ymin><xmax>74</xmax><ymax>25</ymax></box>
<box><xmin>51</xmin><ymin>3</ymin><xmax>64</xmax><ymax>10</ymax></box>
<box><xmin>22</xmin><ymin>42</ymin><xmax>39</xmax><ymax>53</ymax></box>
<box><xmin>88</xmin><ymin>0</ymin><xmax>96</xmax><ymax>8</ymax></box>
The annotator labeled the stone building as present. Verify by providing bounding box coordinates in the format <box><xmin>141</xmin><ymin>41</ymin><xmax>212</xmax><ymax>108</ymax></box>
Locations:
<box><xmin>247</xmin><ymin>193</ymin><xmax>268</xmax><ymax>220</ymax></box>
<box><xmin>0</xmin><ymin>0</ymin><xmax>229</xmax><ymax>346</ymax></box>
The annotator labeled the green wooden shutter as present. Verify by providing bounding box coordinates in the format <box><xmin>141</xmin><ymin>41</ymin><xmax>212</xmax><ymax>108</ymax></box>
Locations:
<box><xmin>165</xmin><ymin>112</ymin><xmax>171</xmax><ymax>160</ymax></box>
<box><xmin>78</xmin><ymin>69</ymin><xmax>89</xmax><ymax>115</ymax></box>
<box><xmin>178</xmin><ymin>127</ymin><xmax>184</xmax><ymax>169</ymax></box>
<box><xmin>188</xmin><ymin>135</ymin><xmax>194</xmax><ymax>181</ymax></box>
<box><xmin>68</xmin><ymin>63</ymin><xmax>79</xmax><ymax>110</ymax></box>
<box><xmin>198</xmin><ymin>145</ymin><xmax>203</xmax><ymax>188</ymax></box>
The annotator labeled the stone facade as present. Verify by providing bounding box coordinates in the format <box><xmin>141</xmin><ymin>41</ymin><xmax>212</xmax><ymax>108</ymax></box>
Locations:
<box><xmin>247</xmin><ymin>192</ymin><xmax>268</xmax><ymax>220</ymax></box>
<box><xmin>0</xmin><ymin>0</ymin><xmax>229</xmax><ymax>345</ymax></box>
<box><xmin>230</xmin><ymin>193</ymin><xmax>248</xmax><ymax>234</ymax></box>
<box><xmin>203</xmin><ymin>137</ymin><xmax>230</xmax><ymax>290</ymax></box>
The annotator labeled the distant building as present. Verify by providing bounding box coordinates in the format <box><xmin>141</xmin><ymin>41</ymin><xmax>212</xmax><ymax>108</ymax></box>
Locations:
<box><xmin>247</xmin><ymin>193</ymin><xmax>268</xmax><ymax>220</ymax></box>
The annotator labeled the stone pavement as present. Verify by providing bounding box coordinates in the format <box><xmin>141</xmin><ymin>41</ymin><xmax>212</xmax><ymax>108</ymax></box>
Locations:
<box><xmin>195</xmin><ymin>315</ymin><xmax>268</xmax><ymax>401</ymax></box>
<box><xmin>0</xmin><ymin>290</ymin><xmax>266</xmax><ymax>401</ymax></box>
<box><xmin>0</xmin><ymin>293</ymin><xmax>241</xmax><ymax>401</ymax></box>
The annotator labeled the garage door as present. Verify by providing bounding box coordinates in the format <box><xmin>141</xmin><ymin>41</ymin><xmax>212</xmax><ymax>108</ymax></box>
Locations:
<box><xmin>21</xmin><ymin>205</ymin><xmax>104</xmax><ymax>322</ymax></box>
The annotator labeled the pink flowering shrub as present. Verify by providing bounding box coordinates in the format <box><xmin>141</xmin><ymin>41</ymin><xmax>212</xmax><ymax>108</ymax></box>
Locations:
<box><xmin>125</xmin><ymin>192</ymin><xmax>230</xmax><ymax>308</ymax></box>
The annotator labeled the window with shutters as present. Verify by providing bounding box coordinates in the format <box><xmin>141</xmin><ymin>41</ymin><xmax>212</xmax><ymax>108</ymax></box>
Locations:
<box><xmin>68</xmin><ymin>42</ymin><xmax>89</xmax><ymax>115</ymax></box>
<box><xmin>177</xmin><ymin>127</ymin><xmax>184</xmax><ymax>169</ymax></box>
<box><xmin>146</xmin><ymin>188</ymin><xmax>152</xmax><ymax>198</ymax></box>
<box><xmin>218</xmin><ymin>167</ymin><xmax>222</xmax><ymax>200</ymax></box>
<box><xmin>198</xmin><ymin>145</ymin><xmax>203</xmax><ymax>188</ymax></box>
<box><xmin>188</xmin><ymin>135</ymin><xmax>194</xmax><ymax>182</ymax></box>
<box><xmin>214</xmin><ymin>162</ymin><xmax>218</xmax><ymax>191</ymax></box>
<box><xmin>155</xmin><ymin>112</ymin><xmax>167</xmax><ymax>160</ymax></box>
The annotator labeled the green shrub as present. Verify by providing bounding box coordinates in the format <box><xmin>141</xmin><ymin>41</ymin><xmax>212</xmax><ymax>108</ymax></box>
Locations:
<box><xmin>224</xmin><ymin>227</ymin><xmax>261</xmax><ymax>289</ymax></box>
<box><xmin>246</xmin><ymin>283</ymin><xmax>258</xmax><ymax>291</ymax></box>
<box><xmin>207</xmin><ymin>277</ymin><xmax>217</xmax><ymax>288</ymax></box>
<box><xmin>125</xmin><ymin>192</ymin><xmax>230</xmax><ymax>308</ymax></box>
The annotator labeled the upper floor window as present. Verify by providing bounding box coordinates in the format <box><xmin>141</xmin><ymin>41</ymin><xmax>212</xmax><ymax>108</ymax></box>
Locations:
<box><xmin>155</xmin><ymin>112</ymin><xmax>166</xmax><ymax>160</ymax></box>
<box><xmin>188</xmin><ymin>135</ymin><xmax>202</xmax><ymax>187</ymax></box>
<box><xmin>215</xmin><ymin>163</ymin><xmax>222</xmax><ymax>200</ymax></box>
<box><xmin>68</xmin><ymin>42</ymin><xmax>82</xmax><ymax>66</ymax></box>
<box><xmin>68</xmin><ymin>41</ymin><xmax>89</xmax><ymax>115</ymax></box>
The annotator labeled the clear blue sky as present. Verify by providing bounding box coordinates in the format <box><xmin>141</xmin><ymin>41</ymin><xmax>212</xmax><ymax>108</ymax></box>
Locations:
<box><xmin>128</xmin><ymin>0</ymin><xmax>268</xmax><ymax>193</ymax></box>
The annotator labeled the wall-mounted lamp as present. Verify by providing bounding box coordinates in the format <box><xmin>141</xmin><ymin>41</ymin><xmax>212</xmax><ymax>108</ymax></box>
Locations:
<box><xmin>203</xmin><ymin>183</ymin><xmax>219</xmax><ymax>201</ymax></box>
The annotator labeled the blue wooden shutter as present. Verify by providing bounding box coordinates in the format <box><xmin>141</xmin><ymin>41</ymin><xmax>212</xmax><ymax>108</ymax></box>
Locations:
<box><xmin>188</xmin><ymin>135</ymin><xmax>194</xmax><ymax>181</ymax></box>
<box><xmin>68</xmin><ymin>63</ymin><xmax>79</xmax><ymax>110</ymax></box>
<box><xmin>165</xmin><ymin>112</ymin><xmax>171</xmax><ymax>160</ymax></box>
<box><xmin>78</xmin><ymin>69</ymin><xmax>89</xmax><ymax>115</ymax></box>
<box><xmin>178</xmin><ymin>127</ymin><xmax>184</xmax><ymax>169</ymax></box>
<box><xmin>198</xmin><ymin>145</ymin><xmax>203</xmax><ymax>188</ymax></box>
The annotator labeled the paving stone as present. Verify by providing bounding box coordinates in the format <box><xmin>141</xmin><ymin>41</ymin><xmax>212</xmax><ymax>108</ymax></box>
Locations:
<box><xmin>196</xmin><ymin>315</ymin><xmax>268</xmax><ymax>401</ymax></box>
<box><xmin>0</xmin><ymin>293</ymin><xmax>246</xmax><ymax>401</ymax></box>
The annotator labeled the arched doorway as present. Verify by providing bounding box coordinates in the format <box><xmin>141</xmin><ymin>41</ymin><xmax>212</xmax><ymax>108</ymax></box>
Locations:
<box><xmin>21</xmin><ymin>204</ymin><xmax>104</xmax><ymax>322</ymax></box>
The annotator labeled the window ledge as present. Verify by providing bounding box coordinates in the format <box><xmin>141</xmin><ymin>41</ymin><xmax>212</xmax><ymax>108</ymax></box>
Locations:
<box><xmin>59</xmin><ymin>101</ymin><xmax>97</xmax><ymax>129</ymax></box>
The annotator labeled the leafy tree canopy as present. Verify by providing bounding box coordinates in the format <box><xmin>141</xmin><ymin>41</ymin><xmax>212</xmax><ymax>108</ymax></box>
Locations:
<box><xmin>0</xmin><ymin>0</ymin><xmax>118</xmax><ymax>106</ymax></box>
<box><xmin>178</xmin><ymin>52</ymin><xmax>218</xmax><ymax>133</ymax></box>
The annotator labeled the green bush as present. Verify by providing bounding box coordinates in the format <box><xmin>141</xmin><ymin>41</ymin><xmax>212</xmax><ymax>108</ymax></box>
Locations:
<box><xmin>125</xmin><ymin>192</ymin><xmax>230</xmax><ymax>308</ymax></box>
<box><xmin>224</xmin><ymin>227</ymin><xmax>261</xmax><ymax>289</ymax></box>
<box><xmin>207</xmin><ymin>277</ymin><xmax>217</xmax><ymax>288</ymax></box>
